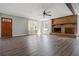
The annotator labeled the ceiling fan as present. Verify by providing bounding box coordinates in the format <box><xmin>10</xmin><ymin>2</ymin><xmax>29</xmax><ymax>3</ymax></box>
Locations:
<box><xmin>42</xmin><ymin>9</ymin><xmax>52</xmax><ymax>18</ymax></box>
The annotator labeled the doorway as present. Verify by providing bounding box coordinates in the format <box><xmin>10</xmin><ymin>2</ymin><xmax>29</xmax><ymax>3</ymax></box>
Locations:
<box><xmin>28</xmin><ymin>20</ymin><xmax>38</xmax><ymax>35</ymax></box>
<box><xmin>1</xmin><ymin>17</ymin><xmax>12</xmax><ymax>38</ymax></box>
<box><xmin>41</xmin><ymin>20</ymin><xmax>51</xmax><ymax>34</ymax></box>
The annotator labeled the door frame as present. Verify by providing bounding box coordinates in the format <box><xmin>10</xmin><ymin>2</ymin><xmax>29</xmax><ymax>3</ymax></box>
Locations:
<box><xmin>1</xmin><ymin>17</ymin><xmax>12</xmax><ymax>38</ymax></box>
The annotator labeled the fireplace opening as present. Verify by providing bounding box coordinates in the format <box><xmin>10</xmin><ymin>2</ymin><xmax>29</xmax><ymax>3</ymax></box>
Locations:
<box><xmin>53</xmin><ymin>28</ymin><xmax>61</xmax><ymax>33</ymax></box>
<box><xmin>65</xmin><ymin>27</ymin><xmax>74</xmax><ymax>34</ymax></box>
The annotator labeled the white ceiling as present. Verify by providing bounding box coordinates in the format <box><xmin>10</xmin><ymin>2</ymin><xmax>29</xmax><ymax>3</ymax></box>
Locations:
<box><xmin>0</xmin><ymin>3</ymin><xmax>74</xmax><ymax>21</ymax></box>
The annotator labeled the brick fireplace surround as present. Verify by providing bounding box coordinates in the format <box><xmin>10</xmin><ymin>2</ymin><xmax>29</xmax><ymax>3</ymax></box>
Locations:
<box><xmin>51</xmin><ymin>15</ymin><xmax>77</xmax><ymax>37</ymax></box>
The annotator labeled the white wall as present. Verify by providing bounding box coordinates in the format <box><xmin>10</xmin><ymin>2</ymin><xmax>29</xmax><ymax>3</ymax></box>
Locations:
<box><xmin>0</xmin><ymin>13</ymin><xmax>28</xmax><ymax>37</ymax></box>
<box><xmin>77</xmin><ymin>15</ymin><xmax>79</xmax><ymax>37</ymax></box>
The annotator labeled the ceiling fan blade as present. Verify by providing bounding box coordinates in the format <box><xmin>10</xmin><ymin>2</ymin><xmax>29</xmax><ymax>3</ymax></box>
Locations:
<box><xmin>42</xmin><ymin>9</ymin><xmax>46</xmax><ymax>18</ymax></box>
<box><xmin>47</xmin><ymin>14</ymin><xmax>51</xmax><ymax>16</ymax></box>
<box><xmin>48</xmin><ymin>15</ymin><xmax>51</xmax><ymax>16</ymax></box>
<box><xmin>43</xmin><ymin>9</ymin><xmax>46</xmax><ymax>15</ymax></box>
<box><xmin>43</xmin><ymin>13</ymin><xmax>45</xmax><ymax>18</ymax></box>
<box><xmin>45</xmin><ymin>13</ymin><xmax>51</xmax><ymax>16</ymax></box>
<box><xmin>47</xmin><ymin>11</ymin><xmax>51</xmax><ymax>13</ymax></box>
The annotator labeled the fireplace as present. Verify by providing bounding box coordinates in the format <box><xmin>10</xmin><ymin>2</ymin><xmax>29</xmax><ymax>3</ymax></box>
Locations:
<box><xmin>53</xmin><ymin>28</ymin><xmax>61</xmax><ymax>33</ymax></box>
<box><xmin>51</xmin><ymin>15</ymin><xmax>77</xmax><ymax>37</ymax></box>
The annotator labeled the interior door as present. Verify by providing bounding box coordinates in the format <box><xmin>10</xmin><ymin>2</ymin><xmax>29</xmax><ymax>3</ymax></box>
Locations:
<box><xmin>1</xmin><ymin>17</ymin><xmax>12</xmax><ymax>38</ymax></box>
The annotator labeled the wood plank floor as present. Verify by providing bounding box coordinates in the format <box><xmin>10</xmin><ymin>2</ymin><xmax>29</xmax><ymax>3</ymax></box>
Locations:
<box><xmin>0</xmin><ymin>35</ymin><xmax>79</xmax><ymax>56</ymax></box>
